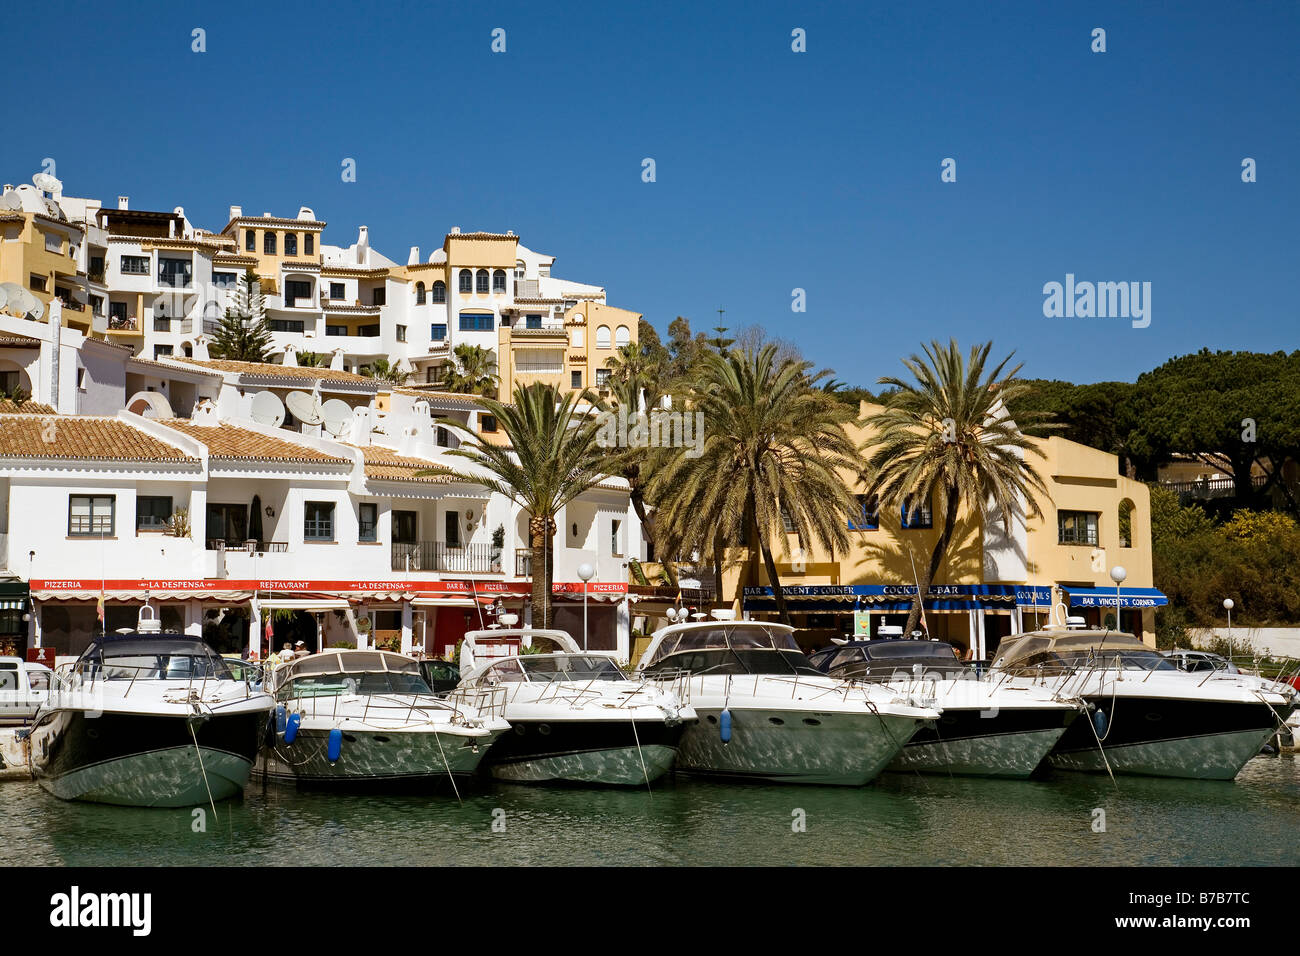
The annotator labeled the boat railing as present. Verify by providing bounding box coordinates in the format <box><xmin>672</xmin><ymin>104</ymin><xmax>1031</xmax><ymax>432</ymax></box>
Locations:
<box><xmin>644</xmin><ymin>668</ymin><xmax>692</xmax><ymax>707</ymax></box>
<box><xmin>444</xmin><ymin>684</ymin><xmax>508</xmax><ymax>721</ymax></box>
<box><xmin>46</xmin><ymin>658</ymin><xmax>266</xmax><ymax>710</ymax></box>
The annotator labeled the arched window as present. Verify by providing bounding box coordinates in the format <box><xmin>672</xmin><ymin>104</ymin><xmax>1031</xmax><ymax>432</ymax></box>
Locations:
<box><xmin>492</xmin><ymin>269</ymin><xmax>506</xmax><ymax>293</ymax></box>
<box><xmin>615</xmin><ymin>325</ymin><xmax>630</xmax><ymax>347</ymax></box>
<box><xmin>431</xmin><ymin>280</ymin><xmax>446</xmax><ymax>303</ymax></box>
<box><xmin>596</xmin><ymin>325</ymin><xmax>611</xmax><ymax>348</ymax></box>
<box><xmin>263</xmin><ymin>232</ymin><xmax>277</xmax><ymax>255</ymax></box>
<box><xmin>459</xmin><ymin>269</ymin><xmax>472</xmax><ymax>293</ymax></box>
<box><xmin>572</xmin><ymin>326</ymin><xmax>584</xmax><ymax>348</ymax></box>
<box><xmin>415</xmin><ymin>281</ymin><xmax>426</xmax><ymax>305</ymax></box>
<box><xmin>285</xmin><ymin>233</ymin><xmax>298</xmax><ymax>256</ymax></box>
<box><xmin>475</xmin><ymin>269</ymin><xmax>489</xmax><ymax>293</ymax></box>
<box><xmin>1118</xmin><ymin>498</ymin><xmax>1135</xmax><ymax>548</ymax></box>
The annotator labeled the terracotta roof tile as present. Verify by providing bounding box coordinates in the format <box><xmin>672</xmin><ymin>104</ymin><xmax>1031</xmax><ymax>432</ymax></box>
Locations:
<box><xmin>159</xmin><ymin>421</ymin><xmax>350</xmax><ymax>465</ymax></box>
<box><xmin>177</xmin><ymin>358</ymin><xmax>378</xmax><ymax>386</ymax></box>
<box><xmin>0</xmin><ymin>399</ymin><xmax>55</xmax><ymax>414</ymax></box>
<box><xmin>0</xmin><ymin>335</ymin><xmax>41</xmax><ymax>348</ymax></box>
<box><xmin>0</xmin><ymin>415</ymin><xmax>196</xmax><ymax>462</ymax></box>
<box><xmin>351</xmin><ymin>444</ymin><xmax>454</xmax><ymax>483</ymax></box>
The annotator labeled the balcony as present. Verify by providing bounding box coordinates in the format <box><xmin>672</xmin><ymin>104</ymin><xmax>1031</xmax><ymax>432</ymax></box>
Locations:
<box><xmin>515</xmin><ymin>548</ymin><xmax>532</xmax><ymax>577</ymax></box>
<box><xmin>157</xmin><ymin>273</ymin><xmax>193</xmax><ymax>290</ymax></box>
<box><xmin>207</xmin><ymin>539</ymin><xmax>288</xmax><ymax>553</ymax></box>
<box><xmin>1161</xmin><ymin>475</ymin><xmax>1268</xmax><ymax>504</ymax></box>
<box><xmin>391</xmin><ymin>541</ymin><xmax>500</xmax><ymax>573</ymax></box>
<box><xmin>107</xmin><ymin>316</ymin><xmax>139</xmax><ymax>333</ymax></box>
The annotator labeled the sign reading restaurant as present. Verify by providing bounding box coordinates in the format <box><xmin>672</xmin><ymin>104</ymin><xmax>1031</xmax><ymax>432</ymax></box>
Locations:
<box><xmin>30</xmin><ymin>579</ymin><xmax>629</xmax><ymax>595</ymax></box>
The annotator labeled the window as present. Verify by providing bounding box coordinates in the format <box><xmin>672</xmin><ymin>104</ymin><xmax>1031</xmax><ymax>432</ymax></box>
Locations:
<box><xmin>285</xmin><ymin>279</ymin><xmax>312</xmax><ymax>306</ymax></box>
<box><xmin>572</xmin><ymin>327</ymin><xmax>584</xmax><ymax>348</ymax></box>
<box><xmin>459</xmin><ymin>269</ymin><xmax>472</xmax><ymax>293</ymax></box>
<box><xmin>329</xmin><ymin>282</ymin><xmax>345</xmax><ymax>300</ymax></box>
<box><xmin>444</xmin><ymin>510</ymin><xmax>461</xmax><ymax>547</ymax></box>
<box><xmin>153</xmin><ymin>345</ymin><xmax>173</xmax><ymax>359</ymax></box>
<box><xmin>359</xmin><ymin>503</ymin><xmax>378</xmax><ymax>542</ymax></box>
<box><xmin>90</xmin><ymin>295</ymin><xmax>104</xmax><ymax>315</ymax></box>
<box><xmin>213</xmin><ymin>271</ymin><xmax>237</xmax><ymax>289</ymax></box>
<box><xmin>415</xmin><ymin>282</ymin><xmax>426</xmax><ymax>305</ymax></box>
<box><xmin>136</xmin><ymin>496</ymin><xmax>173</xmax><ymax>532</ymax></box>
<box><xmin>44</xmin><ymin>231</ymin><xmax>61</xmax><ymax>254</ymax></box>
<box><xmin>431</xmin><ymin>280</ymin><xmax>446</xmax><ymax>303</ymax></box>
<box><xmin>595</xmin><ymin>367</ymin><xmax>611</xmax><ymax>386</ymax></box>
<box><xmin>76</xmin><ymin>367</ymin><xmax>86</xmax><ymax>391</ymax></box>
<box><xmin>475</xmin><ymin>269</ymin><xmax>489</xmax><ymax>293</ymax></box>
<box><xmin>1058</xmin><ymin>510</ymin><xmax>1099</xmax><ymax>546</ymax></box>
<box><xmin>849</xmin><ymin>494</ymin><xmax>879</xmax><ymax>530</ymax></box>
<box><xmin>781</xmin><ymin>508</ymin><xmax>796</xmax><ymax>533</ymax></box>
<box><xmin>269</xmin><ymin>319</ymin><xmax>305</xmax><ymax>333</ymax></box>
<box><xmin>396</xmin><ymin>325</ymin><xmax>407</xmax><ymax>342</ymax></box>
<box><xmin>615</xmin><ymin>325</ymin><xmax>630</xmax><ymax>347</ymax></box>
<box><xmin>480</xmin><ymin>414</ymin><xmax>498</xmax><ymax>433</ymax></box>
<box><xmin>158</xmin><ymin>257</ymin><xmax>191</xmax><ymax>287</ymax></box>
<box><xmin>526</xmin><ymin>314</ymin><xmax>542</xmax><ymax>329</ymax></box>
<box><xmin>430</xmin><ymin>323</ymin><xmax>447</xmax><ymax>341</ymax></box>
<box><xmin>305</xmin><ymin>234</ymin><xmax>314</xmax><ymax>255</ymax></box>
<box><xmin>120</xmin><ymin>255</ymin><xmax>149</xmax><ymax>275</ymax></box>
<box><xmin>392</xmin><ymin>510</ymin><xmax>417</xmax><ymax>544</ymax></box>
<box><xmin>571</xmin><ymin>371</ymin><xmax>583</xmax><ymax>389</ymax></box>
<box><xmin>596</xmin><ymin>325</ymin><xmax>611</xmax><ymax>348</ymax></box>
<box><xmin>1118</xmin><ymin>499</ymin><xmax>1135</xmax><ymax>548</ymax></box>
<box><xmin>372</xmin><ymin>287</ymin><xmax>385</xmax><ymax>306</ymax></box>
<box><xmin>514</xmin><ymin>348</ymin><xmax>563</xmax><ymax>373</ymax></box>
<box><xmin>304</xmin><ymin>501</ymin><xmax>335</xmax><ymax>541</ymax></box>
<box><xmin>69</xmin><ymin>495</ymin><xmax>115</xmax><ymax>536</ymax></box>
<box><xmin>458</xmin><ymin>312</ymin><xmax>493</xmax><ymax>332</ymax></box>
<box><xmin>246</xmin><ymin>230</ymin><xmax>257</xmax><ymax>251</ymax></box>
<box><xmin>492</xmin><ymin>269</ymin><xmax>506</xmax><ymax>293</ymax></box>
<box><xmin>206</xmin><ymin>503</ymin><xmax>248</xmax><ymax>546</ymax></box>
<box><xmin>109</xmin><ymin>301</ymin><xmax>127</xmax><ymax>320</ymax></box>
<box><xmin>285</xmin><ymin>233</ymin><xmax>298</xmax><ymax>256</ymax></box>
<box><xmin>89</xmin><ymin>255</ymin><xmax>105</xmax><ymax>277</ymax></box>
<box><xmin>0</xmin><ymin>370</ymin><xmax>17</xmax><ymax>396</ymax></box>
<box><xmin>436</xmin><ymin>426</ymin><xmax>451</xmax><ymax>447</ymax></box>
<box><xmin>611</xmin><ymin>519</ymin><xmax>623</xmax><ymax>556</ymax></box>
<box><xmin>154</xmin><ymin>317</ymin><xmax>170</xmax><ymax>332</ymax></box>
<box><xmin>358</xmin><ymin>324</ymin><xmax>380</xmax><ymax>337</ymax></box>
<box><xmin>901</xmin><ymin>494</ymin><xmax>933</xmax><ymax>529</ymax></box>
<box><xmin>263</xmin><ymin>232</ymin><xmax>277</xmax><ymax>254</ymax></box>
<box><xmin>326</xmin><ymin>325</ymin><xmax>346</xmax><ymax>337</ymax></box>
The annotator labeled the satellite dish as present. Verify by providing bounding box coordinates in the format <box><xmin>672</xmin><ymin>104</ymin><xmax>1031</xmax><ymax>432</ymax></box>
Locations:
<box><xmin>0</xmin><ymin>192</ymin><xmax>19</xmax><ymax>211</ymax></box>
<box><xmin>285</xmin><ymin>390</ymin><xmax>323</xmax><ymax>425</ymax></box>
<box><xmin>320</xmin><ymin>399</ymin><xmax>352</xmax><ymax>437</ymax></box>
<box><xmin>250</xmin><ymin>391</ymin><xmax>286</xmax><ymax>427</ymax></box>
<box><xmin>42</xmin><ymin>198</ymin><xmax>64</xmax><ymax>220</ymax></box>
<box><xmin>127</xmin><ymin>391</ymin><xmax>174</xmax><ymax>419</ymax></box>
<box><xmin>0</xmin><ymin>282</ymin><xmax>23</xmax><ymax>315</ymax></box>
<box><xmin>0</xmin><ymin>287</ymin><xmax>7</xmax><ymax>311</ymax></box>
<box><xmin>26</xmin><ymin>296</ymin><xmax>44</xmax><ymax>321</ymax></box>
<box><xmin>33</xmin><ymin>172</ymin><xmax>63</xmax><ymax>194</ymax></box>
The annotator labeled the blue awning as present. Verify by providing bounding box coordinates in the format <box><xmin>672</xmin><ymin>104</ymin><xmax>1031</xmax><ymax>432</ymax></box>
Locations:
<box><xmin>741</xmin><ymin>584</ymin><xmax>1053</xmax><ymax>612</ymax></box>
<box><xmin>1065</xmin><ymin>587</ymin><xmax>1167</xmax><ymax>609</ymax></box>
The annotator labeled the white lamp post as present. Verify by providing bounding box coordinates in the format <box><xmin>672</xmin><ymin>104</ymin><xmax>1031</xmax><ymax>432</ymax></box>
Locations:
<box><xmin>1223</xmin><ymin>598</ymin><xmax>1234</xmax><ymax>664</ymax></box>
<box><xmin>1109</xmin><ymin>565</ymin><xmax>1127</xmax><ymax>633</ymax></box>
<box><xmin>576</xmin><ymin>562</ymin><xmax>595</xmax><ymax>651</ymax></box>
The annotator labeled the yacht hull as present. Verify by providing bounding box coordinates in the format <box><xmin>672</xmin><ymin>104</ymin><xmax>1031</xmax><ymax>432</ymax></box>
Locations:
<box><xmin>28</xmin><ymin>709</ymin><xmax>265</xmax><ymax>807</ymax></box>
<box><xmin>675</xmin><ymin>708</ymin><xmax>923</xmax><ymax>786</ymax></box>
<box><xmin>483</xmin><ymin>719</ymin><xmax>687</xmax><ymax>785</ymax></box>
<box><xmin>1049</xmin><ymin>696</ymin><xmax>1286</xmax><ymax>780</ymax></box>
<box><xmin>889</xmin><ymin>706</ymin><xmax>1078</xmax><ymax>778</ymax></box>
<box><xmin>257</xmin><ymin>726</ymin><xmax>496</xmax><ymax>788</ymax></box>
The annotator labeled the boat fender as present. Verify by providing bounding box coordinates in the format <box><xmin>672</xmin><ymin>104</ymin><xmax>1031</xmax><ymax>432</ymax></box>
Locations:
<box><xmin>285</xmin><ymin>712</ymin><xmax>301</xmax><ymax>745</ymax></box>
<box><xmin>327</xmin><ymin>728</ymin><xmax>342</xmax><ymax>764</ymax></box>
<box><xmin>1092</xmin><ymin>709</ymin><xmax>1107</xmax><ymax>736</ymax></box>
<box><xmin>720</xmin><ymin>708</ymin><xmax>732</xmax><ymax>744</ymax></box>
<box><xmin>275</xmin><ymin>704</ymin><xmax>287</xmax><ymax>734</ymax></box>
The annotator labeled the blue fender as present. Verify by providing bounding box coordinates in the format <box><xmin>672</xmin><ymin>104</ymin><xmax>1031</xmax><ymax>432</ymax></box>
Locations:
<box><xmin>327</xmin><ymin>728</ymin><xmax>343</xmax><ymax>764</ymax></box>
<box><xmin>719</xmin><ymin>708</ymin><xmax>732</xmax><ymax>744</ymax></box>
<box><xmin>1092</xmin><ymin>709</ymin><xmax>1108</xmax><ymax>737</ymax></box>
<box><xmin>284</xmin><ymin>712</ymin><xmax>301</xmax><ymax>744</ymax></box>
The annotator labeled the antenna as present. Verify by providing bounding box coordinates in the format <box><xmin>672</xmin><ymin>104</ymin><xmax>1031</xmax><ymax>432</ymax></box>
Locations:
<box><xmin>285</xmin><ymin>390</ymin><xmax>323</xmax><ymax>425</ymax></box>
<box><xmin>320</xmin><ymin>398</ymin><xmax>351</xmax><ymax>437</ymax></box>
<box><xmin>250</xmin><ymin>390</ymin><xmax>287</xmax><ymax>427</ymax></box>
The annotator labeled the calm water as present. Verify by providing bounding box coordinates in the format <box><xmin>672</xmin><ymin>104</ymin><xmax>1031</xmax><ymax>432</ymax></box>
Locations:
<box><xmin>3</xmin><ymin>757</ymin><xmax>1298</xmax><ymax>866</ymax></box>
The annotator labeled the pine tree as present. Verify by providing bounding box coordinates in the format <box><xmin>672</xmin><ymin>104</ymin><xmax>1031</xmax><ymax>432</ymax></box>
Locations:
<box><xmin>209</xmin><ymin>271</ymin><xmax>274</xmax><ymax>362</ymax></box>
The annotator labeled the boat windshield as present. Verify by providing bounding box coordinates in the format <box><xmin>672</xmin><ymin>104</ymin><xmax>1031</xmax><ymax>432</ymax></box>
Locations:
<box><xmin>647</xmin><ymin>624</ymin><xmax>800</xmax><ymax>664</ymax></box>
<box><xmin>279</xmin><ymin>670</ymin><xmax>433</xmax><ymax>700</ymax></box>
<box><xmin>993</xmin><ymin>631</ymin><xmax>1176</xmax><ymax>675</ymax></box>
<box><xmin>518</xmin><ymin>655</ymin><xmax>626</xmax><ymax>683</ymax></box>
<box><xmin>80</xmin><ymin>639</ymin><xmax>234</xmax><ymax>681</ymax></box>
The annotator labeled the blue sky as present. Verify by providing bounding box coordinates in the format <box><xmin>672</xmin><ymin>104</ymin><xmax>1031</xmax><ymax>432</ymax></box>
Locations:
<box><xmin>12</xmin><ymin>0</ymin><xmax>1298</xmax><ymax>387</ymax></box>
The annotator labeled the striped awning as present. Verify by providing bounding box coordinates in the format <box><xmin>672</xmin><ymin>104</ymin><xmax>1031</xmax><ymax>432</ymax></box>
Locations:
<box><xmin>743</xmin><ymin>584</ymin><xmax>1052</xmax><ymax>612</ymax></box>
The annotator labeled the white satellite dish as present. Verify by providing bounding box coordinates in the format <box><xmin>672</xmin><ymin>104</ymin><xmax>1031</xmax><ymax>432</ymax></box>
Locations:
<box><xmin>285</xmin><ymin>390</ymin><xmax>323</xmax><ymax>425</ymax></box>
<box><xmin>250</xmin><ymin>390</ymin><xmax>286</xmax><ymax>427</ymax></box>
<box><xmin>0</xmin><ymin>282</ymin><xmax>24</xmax><ymax>315</ymax></box>
<box><xmin>26</xmin><ymin>295</ymin><xmax>44</xmax><ymax>321</ymax></box>
<box><xmin>127</xmin><ymin>391</ymin><xmax>174</xmax><ymax>419</ymax></box>
<box><xmin>33</xmin><ymin>172</ymin><xmax>63</xmax><ymax>194</ymax></box>
<box><xmin>0</xmin><ymin>192</ymin><xmax>19</xmax><ymax>211</ymax></box>
<box><xmin>0</xmin><ymin>287</ymin><xmax>8</xmax><ymax>311</ymax></box>
<box><xmin>320</xmin><ymin>398</ymin><xmax>352</xmax><ymax>437</ymax></box>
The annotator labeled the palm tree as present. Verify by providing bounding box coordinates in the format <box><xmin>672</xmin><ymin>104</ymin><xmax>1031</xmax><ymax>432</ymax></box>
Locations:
<box><xmin>443</xmin><ymin>344</ymin><xmax>498</xmax><ymax>396</ymax></box>
<box><xmin>368</xmin><ymin>357</ymin><xmax>410</xmax><ymax>385</ymax></box>
<box><xmin>862</xmin><ymin>339</ymin><xmax>1054</xmax><ymax>636</ymax></box>
<box><xmin>650</xmin><ymin>344</ymin><xmax>860</xmax><ymax>623</ymax></box>
<box><xmin>209</xmin><ymin>271</ymin><xmax>273</xmax><ymax>362</ymax></box>
<box><xmin>296</xmin><ymin>350</ymin><xmax>329</xmax><ymax>368</ymax></box>
<box><xmin>419</xmin><ymin>382</ymin><xmax>608</xmax><ymax>627</ymax></box>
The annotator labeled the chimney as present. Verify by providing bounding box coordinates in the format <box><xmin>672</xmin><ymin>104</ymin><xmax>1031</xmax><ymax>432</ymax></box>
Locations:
<box><xmin>356</xmin><ymin>226</ymin><xmax>369</xmax><ymax>264</ymax></box>
<box><xmin>282</xmin><ymin>344</ymin><xmax>298</xmax><ymax>367</ymax></box>
<box><xmin>330</xmin><ymin>348</ymin><xmax>345</xmax><ymax>371</ymax></box>
<box><xmin>193</xmin><ymin>337</ymin><xmax>210</xmax><ymax>360</ymax></box>
<box><xmin>117</xmin><ymin>196</ymin><xmax>129</xmax><ymax>210</ymax></box>
<box><xmin>229</xmin><ymin>205</ymin><xmax>242</xmax><ymax>220</ymax></box>
<box><xmin>407</xmin><ymin>246</ymin><xmax>420</xmax><ymax>266</ymax></box>
<box><xmin>449</xmin><ymin>226</ymin><xmax>460</xmax><ymax>235</ymax></box>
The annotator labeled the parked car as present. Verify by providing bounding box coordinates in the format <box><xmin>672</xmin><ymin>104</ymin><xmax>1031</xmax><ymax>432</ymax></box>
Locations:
<box><xmin>1162</xmin><ymin>649</ymin><xmax>1240</xmax><ymax>674</ymax></box>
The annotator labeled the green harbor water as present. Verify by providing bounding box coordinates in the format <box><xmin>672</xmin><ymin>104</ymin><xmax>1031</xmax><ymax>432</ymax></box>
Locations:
<box><xmin>3</xmin><ymin>757</ymin><xmax>1298</xmax><ymax>867</ymax></box>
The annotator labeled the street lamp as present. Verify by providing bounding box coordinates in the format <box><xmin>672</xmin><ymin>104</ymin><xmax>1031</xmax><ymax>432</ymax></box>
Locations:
<box><xmin>1223</xmin><ymin>598</ymin><xmax>1234</xmax><ymax>665</ymax></box>
<box><xmin>576</xmin><ymin>562</ymin><xmax>595</xmax><ymax>651</ymax></box>
<box><xmin>1109</xmin><ymin>565</ymin><xmax>1127</xmax><ymax>633</ymax></box>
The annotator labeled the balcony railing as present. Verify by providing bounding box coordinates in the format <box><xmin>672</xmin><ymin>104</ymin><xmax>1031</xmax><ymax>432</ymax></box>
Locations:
<box><xmin>391</xmin><ymin>541</ymin><xmax>500</xmax><ymax>573</ymax></box>
<box><xmin>107</xmin><ymin>316</ymin><xmax>138</xmax><ymax>331</ymax></box>
<box><xmin>207</xmin><ymin>539</ymin><xmax>288</xmax><ymax>553</ymax></box>
<box><xmin>1161</xmin><ymin>474</ymin><xmax>1268</xmax><ymax>503</ymax></box>
<box><xmin>157</xmin><ymin>273</ymin><xmax>192</xmax><ymax>289</ymax></box>
<box><xmin>515</xmin><ymin>548</ymin><xmax>532</xmax><ymax>577</ymax></box>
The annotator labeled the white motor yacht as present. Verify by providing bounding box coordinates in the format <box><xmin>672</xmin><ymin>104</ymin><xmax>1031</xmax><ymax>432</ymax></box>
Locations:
<box><xmin>991</xmin><ymin>624</ymin><xmax>1299</xmax><ymax>780</ymax></box>
<box><xmin>451</xmin><ymin>628</ymin><xmax>696</xmax><ymax>786</ymax></box>
<box><xmin>636</xmin><ymin>616</ymin><xmax>940</xmax><ymax>786</ymax></box>
<box><xmin>259</xmin><ymin>649</ymin><xmax>509</xmax><ymax>789</ymax></box>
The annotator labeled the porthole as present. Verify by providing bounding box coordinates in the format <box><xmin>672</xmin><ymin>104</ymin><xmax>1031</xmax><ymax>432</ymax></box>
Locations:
<box><xmin>343</xmin><ymin>734</ymin><xmax>357</xmax><ymax>743</ymax></box>
<box><xmin>514</xmin><ymin>724</ymin><xmax>527</xmax><ymax>735</ymax></box>
<box><xmin>802</xmin><ymin>718</ymin><xmax>821</xmax><ymax>727</ymax></box>
<box><xmin>768</xmin><ymin>717</ymin><xmax>785</xmax><ymax>726</ymax></box>
<box><xmin>706</xmin><ymin>715</ymin><xmax>717</xmax><ymax>724</ymax></box>
<box><xmin>538</xmin><ymin>724</ymin><xmax>551</xmax><ymax>736</ymax></box>
<box><xmin>374</xmin><ymin>735</ymin><xmax>391</xmax><ymax>743</ymax></box>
